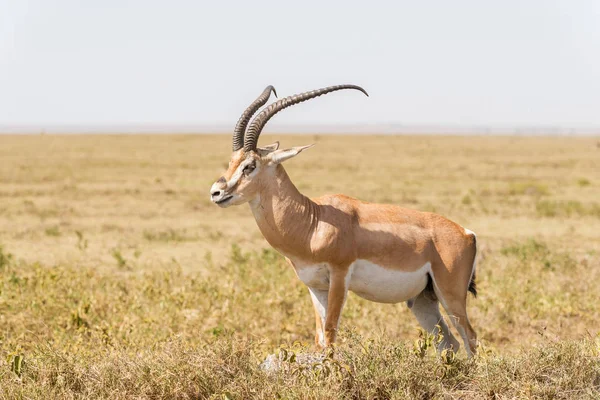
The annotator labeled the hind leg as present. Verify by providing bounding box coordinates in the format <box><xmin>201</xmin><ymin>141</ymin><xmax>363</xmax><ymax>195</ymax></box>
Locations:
<box><xmin>428</xmin><ymin>231</ymin><xmax>478</xmax><ymax>356</ymax></box>
<box><xmin>432</xmin><ymin>284</ymin><xmax>477</xmax><ymax>356</ymax></box>
<box><xmin>443</xmin><ymin>299</ymin><xmax>477</xmax><ymax>356</ymax></box>
<box><xmin>409</xmin><ymin>289</ymin><xmax>460</xmax><ymax>352</ymax></box>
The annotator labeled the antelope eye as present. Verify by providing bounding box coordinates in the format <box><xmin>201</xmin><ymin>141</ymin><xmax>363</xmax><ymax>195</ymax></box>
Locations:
<box><xmin>243</xmin><ymin>162</ymin><xmax>256</xmax><ymax>176</ymax></box>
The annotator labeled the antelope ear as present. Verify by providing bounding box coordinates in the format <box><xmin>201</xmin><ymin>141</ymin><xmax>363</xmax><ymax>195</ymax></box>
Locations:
<box><xmin>265</xmin><ymin>144</ymin><xmax>315</xmax><ymax>164</ymax></box>
<box><xmin>256</xmin><ymin>141</ymin><xmax>280</xmax><ymax>156</ymax></box>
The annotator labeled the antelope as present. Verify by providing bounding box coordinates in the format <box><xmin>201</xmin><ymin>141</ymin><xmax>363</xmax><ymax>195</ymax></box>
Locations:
<box><xmin>210</xmin><ymin>85</ymin><xmax>478</xmax><ymax>355</ymax></box>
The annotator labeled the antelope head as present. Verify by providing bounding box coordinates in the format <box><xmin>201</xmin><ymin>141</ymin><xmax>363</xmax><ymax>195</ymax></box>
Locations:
<box><xmin>210</xmin><ymin>85</ymin><xmax>368</xmax><ymax>207</ymax></box>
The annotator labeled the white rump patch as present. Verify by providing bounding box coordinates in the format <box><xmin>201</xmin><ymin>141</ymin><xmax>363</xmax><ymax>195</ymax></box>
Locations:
<box><xmin>464</xmin><ymin>228</ymin><xmax>477</xmax><ymax>283</ymax></box>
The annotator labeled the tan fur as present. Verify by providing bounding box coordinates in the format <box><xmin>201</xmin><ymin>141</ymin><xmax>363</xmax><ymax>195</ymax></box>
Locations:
<box><xmin>212</xmin><ymin>149</ymin><xmax>478</xmax><ymax>355</ymax></box>
<box><xmin>222</xmin><ymin>149</ymin><xmax>246</xmax><ymax>181</ymax></box>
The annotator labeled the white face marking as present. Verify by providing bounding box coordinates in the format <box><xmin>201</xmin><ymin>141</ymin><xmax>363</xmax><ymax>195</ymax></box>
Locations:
<box><xmin>464</xmin><ymin>228</ymin><xmax>476</xmax><ymax>237</ymax></box>
<box><xmin>348</xmin><ymin>260</ymin><xmax>431</xmax><ymax>304</ymax></box>
<box><xmin>226</xmin><ymin>159</ymin><xmax>255</xmax><ymax>190</ymax></box>
<box><xmin>209</xmin><ymin>181</ymin><xmax>222</xmax><ymax>195</ymax></box>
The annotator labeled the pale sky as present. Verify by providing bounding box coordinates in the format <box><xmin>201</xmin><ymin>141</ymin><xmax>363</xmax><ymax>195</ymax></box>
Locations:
<box><xmin>1</xmin><ymin>1</ymin><xmax>599</xmax><ymax>131</ymax></box>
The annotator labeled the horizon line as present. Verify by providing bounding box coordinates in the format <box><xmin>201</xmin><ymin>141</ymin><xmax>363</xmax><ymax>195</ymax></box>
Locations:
<box><xmin>1</xmin><ymin>123</ymin><xmax>600</xmax><ymax>136</ymax></box>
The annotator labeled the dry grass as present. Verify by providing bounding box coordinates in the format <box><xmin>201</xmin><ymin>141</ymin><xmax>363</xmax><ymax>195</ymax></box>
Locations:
<box><xmin>1</xmin><ymin>134</ymin><xmax>599</xmax><ymax>399</ymax></box>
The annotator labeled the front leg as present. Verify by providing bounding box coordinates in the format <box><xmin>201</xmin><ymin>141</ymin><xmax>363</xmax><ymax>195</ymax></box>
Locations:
<box><xmin>324</xmin><ymin>267</ymin><xmax>350</xmax><ymax>346</ymax></box>
<box><xmin>308</xmin><ymin>287</ymin><xmax>328</xmax><ymax>349</ymax></box>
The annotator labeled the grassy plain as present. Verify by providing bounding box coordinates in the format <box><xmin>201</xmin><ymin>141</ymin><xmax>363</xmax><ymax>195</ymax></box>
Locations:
<box><xmin>1</xmin><ymin>134</ymin><xmax>599</xmax><ymax>398</ymax></box>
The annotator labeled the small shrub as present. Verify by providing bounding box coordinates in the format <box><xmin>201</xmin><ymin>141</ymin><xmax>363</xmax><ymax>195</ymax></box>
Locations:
<box><xmin>501</xmin><ymin>239</ymin><xmax>549</xmax><ymax>261</ymax></box>
<box><xmin>230</xmin><ymin>243</ymin><xmax>248</xmax><ymax>264</ymax></box>
<box><xmin>44</xmin><ymin>226</ymin><xmax>61</xmax><ymax>237</ymax></box>
<box><xmin>577</xmin><ymin>178</ymin><xmax>591</xmax><ymax>187</ymax></box>
<box><xmin>111</xmin><ymin>248</ymin><xmax>128</xmax><ymax>269</ymax></box>
<box><xmin>536</xmin><ymin>200</ymin><xmax>600</xmax><ymax>218</ymax></box>
<box><xmin>0</xmin><ymin>244</ymin><xmax>13</xmax><ymax>269</ymax></box>
<box><xmin>500</xmin><ymin>238</ymin><xmax>576</xmax><ymax>271</ymax></box>
<box><xmin>143</xmin><ymin>229</ymin><xmax>195</xmax><ymax>242</ymax></box>
<box><xmin>508</xmin><ymin>182</ymin><xmax>549</xmax><ymax>196</ymax></box>
<box><xmin>207</xmin><ymin>230</ymin><xmax>224</xmax><ymax>241</ymax></box>
<box><xmin>75</xmin><ymin>230</ymin><xmax>88</xmax><ymax>250</ymax></box>
<box><xmin>9</xmin><ymin>354</ymin><xmax>25</xmax><ymax>378</ymax></box>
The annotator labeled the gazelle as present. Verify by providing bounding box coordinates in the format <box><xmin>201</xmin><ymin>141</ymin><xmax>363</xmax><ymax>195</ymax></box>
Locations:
<box><xmin>210</xmin><ymin>85</ymin><xmax>478</xmax><ymax>355</ymax></box>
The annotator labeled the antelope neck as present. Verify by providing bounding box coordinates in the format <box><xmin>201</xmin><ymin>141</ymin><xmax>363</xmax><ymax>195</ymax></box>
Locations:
<box><xmin>249</xmin><ymin>165</ymin><xmax>318</xmax><ymax>256</ymax></box>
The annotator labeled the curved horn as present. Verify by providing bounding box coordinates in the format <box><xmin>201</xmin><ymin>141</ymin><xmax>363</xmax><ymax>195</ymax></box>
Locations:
<box><xmin>232</xmin><ymin>85</ymin><xmax>277</xmax><ymax>152</ymax></box>
<box><xmin>244</xmin><ymin>84</ymin><xmax>368</xmax><ymax>152</ymax></box>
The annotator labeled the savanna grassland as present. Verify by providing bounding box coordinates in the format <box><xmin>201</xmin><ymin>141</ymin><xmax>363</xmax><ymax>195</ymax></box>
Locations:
<box><xmin>1</xmin><ymin>134</ymin><xmax>599</xmax><ymax>399</ymax></box>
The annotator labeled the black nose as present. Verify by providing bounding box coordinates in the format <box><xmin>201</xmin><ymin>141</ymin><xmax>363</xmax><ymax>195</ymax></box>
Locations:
<box><xmin>211</xmin><ymin>189</ymin><xmax>223</xmax><ymax>197</ymax></box>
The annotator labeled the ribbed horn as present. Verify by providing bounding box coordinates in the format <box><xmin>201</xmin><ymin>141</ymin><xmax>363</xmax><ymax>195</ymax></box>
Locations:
<box><xmin>244</xmin><ymin>84</ymin><xmax>368</xmax><ymax>152</ymax></box>
<box><xmin>232</xmin><ymin>85</ymin><xmax>277</xmax><ymax>152</ymax></box>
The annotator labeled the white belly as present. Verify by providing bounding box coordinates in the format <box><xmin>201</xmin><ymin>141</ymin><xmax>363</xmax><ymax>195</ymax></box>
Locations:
<box><xmin>295</xmin><ymin>263</ymin><xmax>330</xmax><ymax>290</ymax></box>
<box><xmin>294</xmin><ymin>259</ymin><xmax>431</xmax><ymax>304</ymax></box>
